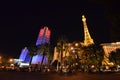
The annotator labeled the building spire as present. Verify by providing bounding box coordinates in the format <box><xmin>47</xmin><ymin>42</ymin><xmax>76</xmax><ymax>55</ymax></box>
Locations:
<box><xmin>82</xmin><ymin>15</ymin><xmax>94</xmax><ymax>46</ymax></box>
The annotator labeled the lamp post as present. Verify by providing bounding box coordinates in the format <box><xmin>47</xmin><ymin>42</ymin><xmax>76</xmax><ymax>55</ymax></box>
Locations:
<box><xmin>9</xmin><ymin>58</ymin><xmax>13</xmax><ymax>66</ymax></box>
<box><xmin>9</xmin><ymin>58</ymin><xmax>13</xmax><ymax>62</ymax></box>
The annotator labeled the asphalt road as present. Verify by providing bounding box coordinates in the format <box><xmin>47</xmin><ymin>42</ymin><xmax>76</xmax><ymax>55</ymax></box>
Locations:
<box><xmin>0</xmin><ymin>71</ymin><xmax>120</xmax><ymax>80</ymax></box>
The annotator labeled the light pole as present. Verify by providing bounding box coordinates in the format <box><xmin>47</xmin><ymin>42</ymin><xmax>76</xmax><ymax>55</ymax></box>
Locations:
<box><xmin>9</xmin><ymin>58</ymin><xmax>13</xmax><ymax>66</ymax></box>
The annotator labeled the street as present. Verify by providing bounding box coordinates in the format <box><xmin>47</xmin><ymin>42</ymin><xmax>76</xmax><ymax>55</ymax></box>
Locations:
<box><xmin>0</xmin><ymin>71</ymin><xmax>120</xmax><ymax>80</ymax></box>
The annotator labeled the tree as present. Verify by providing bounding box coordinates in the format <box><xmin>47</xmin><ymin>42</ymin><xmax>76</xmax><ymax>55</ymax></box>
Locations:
<box><xmin>109</xmin><ymin>49</ymin><xmax>120</xmax><ymax>65</ymax></box>
<box><xmin>47</xmin><ymin>46</ymin><xmax>54</xmax><ymax>64</ymax></box>
<box><xmin>37</xmin><ymin>43</ymin><xmax>50</xmax><ymax>67</ymax></box>
<box><xmin>56</xmin><ymin>35</ymin><xmax>68</xmax><ymax>70</ymax></box>
<box><xmin>80</xmin><ymin>44</ymin><xmax>104</xmax><ymax>72</ymax></box>
<box><xmin>28</xmin><ymin>45</ymin><xmax>37</xmax><ymax>65</ymax></box>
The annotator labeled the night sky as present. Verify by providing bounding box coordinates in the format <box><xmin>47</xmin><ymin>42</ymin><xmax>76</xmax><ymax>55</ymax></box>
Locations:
<box><xmin>0</xmin><ymin>1</ymin><xmax>120</xmax><ymax>58</ymax></box>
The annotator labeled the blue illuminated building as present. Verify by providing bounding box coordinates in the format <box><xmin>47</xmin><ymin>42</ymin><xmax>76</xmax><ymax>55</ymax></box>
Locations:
<box><xmin>31</xmin><ymin>54</ymin><xmax>48</xmax><ymax>64</ymax></box>
<box><xmin>19</xmin><ymin>47</ymin><xmax>31</xmax><ymax>63</ymax></box>
<box><xmin>31</xmin><ymin>27</ymin><xmax>51</xmax><ymax>64</ymax></box>
<box><xmin>19</xmin><ymin>26</ymin><xmax>51</xmax><ymax>65</ymax></box>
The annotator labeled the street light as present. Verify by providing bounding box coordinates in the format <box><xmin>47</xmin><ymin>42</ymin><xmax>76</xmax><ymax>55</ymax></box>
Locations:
<box><xmin>9</xmin><ymin>58</ymin><xmax>13</xmax><ymax>62</ymax></box>
<box><xmin>71</xmin><ymin>47</ymin><xmax>74</xmax><ymax>50</ymax></box>
<box><xmin>75</xmin><ymin>43</ymin><xmax>79</xmax><ymax>47</ymax></box>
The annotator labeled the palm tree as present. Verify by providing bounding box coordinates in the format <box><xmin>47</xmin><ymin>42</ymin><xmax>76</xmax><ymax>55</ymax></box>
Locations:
<box><xmin>37</xmin><ymin>43</ymin><xmax>50</xmax><ymax>69</ymax></box>
<box><xmin>47</xmin><ymin>46</ymin><xmax>54</xmax><ymax>65</ymax></box>
<box><xmin>56</xmin><ymin>35</ymin><xmax>68</xmax><ymax>71</ymax></box>
<box><xmin>28</xmin><ymin>45</ymin><xmax>37</xmax><ymax>65</ymax></box>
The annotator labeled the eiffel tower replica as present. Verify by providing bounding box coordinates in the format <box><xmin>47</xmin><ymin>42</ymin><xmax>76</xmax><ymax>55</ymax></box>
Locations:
<box><xmin>82</xmin><ymin>15</ymin><xmax>94</xmax><ymax>46</ymax></box>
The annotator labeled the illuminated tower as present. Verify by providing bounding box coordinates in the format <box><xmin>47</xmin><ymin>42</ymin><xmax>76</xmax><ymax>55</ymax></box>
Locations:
<box><xmin>19</xmin><ymin>47</ymin><xmax>31</xmax><ymax>63</ymax></box>
<box><xmin>32</xmin><ymin>26</ymin><xmax>51</xmax><ymax>64</ymax></box>
<box><xmin>36</xmin><ymin>27</ymin><xmax>50</xmax><ymax>46</ymax></box>
<box><xmin>82</xmin><ymin>15</ymin><xmax>94</xmax><ymax>46</ymax></box>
